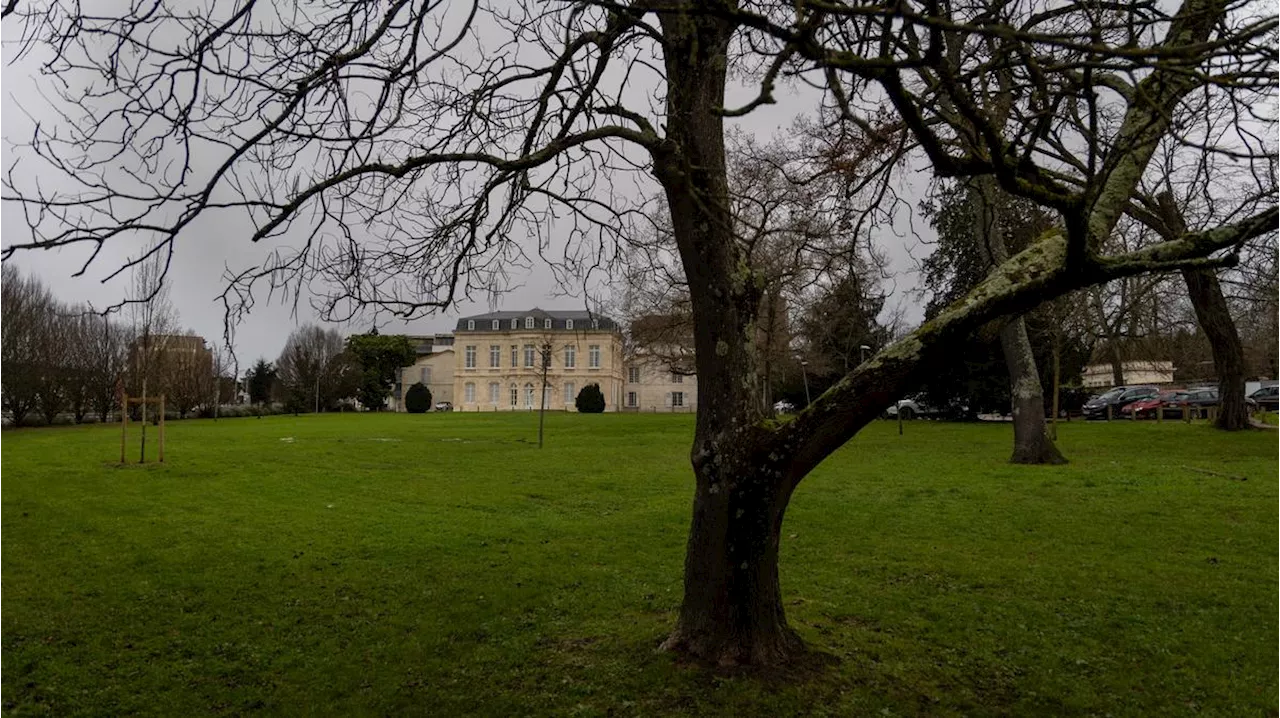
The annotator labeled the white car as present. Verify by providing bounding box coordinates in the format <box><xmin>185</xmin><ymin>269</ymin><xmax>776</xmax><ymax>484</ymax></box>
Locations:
<box><xmin>885</xmin><ymin>395</ymin><xmax>965</xmax><ymax>420</ymax></box>
<box><xmin>773</xmin><ymin>400</ymin><xmax>796</xmax><ymax>414</ymax></box>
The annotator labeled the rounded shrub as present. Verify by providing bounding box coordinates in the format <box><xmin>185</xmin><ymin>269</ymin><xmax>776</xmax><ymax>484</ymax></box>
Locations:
<box><xmin>575</xmin><ymin>383</ymin><xmax>606</xmax><ymax>413</ymax></box>
<box><xmin>405</xmin><ymin>382</ymin><xmax>433</xmax><ymax>413</ymax></box>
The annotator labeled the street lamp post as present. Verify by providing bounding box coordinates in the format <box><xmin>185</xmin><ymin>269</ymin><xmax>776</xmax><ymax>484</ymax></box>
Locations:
<box><xmin>800</xmin><ymin>359</ymin><xmax>811</xmax><ymax>407</ymax></box>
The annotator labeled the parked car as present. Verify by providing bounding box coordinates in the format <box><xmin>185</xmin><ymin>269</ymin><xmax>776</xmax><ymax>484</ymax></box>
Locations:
<box><xmin>1082</xmin><ymin>385</ymin><xmax>1159</xmax><ymax>419</ymax></box>
<box><xmin>773</xmin><ymin>400</ymin><xmax>796</xmax><ymax>414</ymax></box>
<box><xmin>434</xmin><ymin>401</ymin><xmax>453</xmax><ymax>412</ymax></box>
<box><xmin>1249</xmin><ymin>385</ymin><xmax>1279</xmax><ymax>411</ymax></box>
<box><xmin>1120</xmin><ymin>390</ymin><xmax>1189</xmax><ymax>419</ymax></box>
<box><xmin>886</xmin><ymin>394</ymin><xmax>968</xmax><ymax>420</ymax></box>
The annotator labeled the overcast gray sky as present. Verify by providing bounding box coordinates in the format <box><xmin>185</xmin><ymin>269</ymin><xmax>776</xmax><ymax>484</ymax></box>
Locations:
<box><xmin>0</xmin><ymin>7</ymin><xmax>932</xmax><ymax>369</ymax></box>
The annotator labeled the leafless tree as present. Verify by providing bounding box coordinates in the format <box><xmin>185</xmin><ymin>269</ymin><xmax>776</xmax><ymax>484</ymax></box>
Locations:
<box><xmin>4</xmin><ymin>0</ymin><xmax>1275</xmax><ymax>665</ymax></box>
<box><xmin>84</xmin><ymin>315</ymin><xmax>128</xmax><ymax>423</ymax></box>
<box><xmin>276</xmin><ymin>324</ymin><xmax>357</xmax><ymax>412</ymax></box>
<box><xmin>621</xmin><ymin>126</ymin><xmax>896</xmax><ymax>411</ymax></box>
<box><xmin>1</xmin><ymin>266</ymin><xmax>54</xmax><ymax>425</ymax></box>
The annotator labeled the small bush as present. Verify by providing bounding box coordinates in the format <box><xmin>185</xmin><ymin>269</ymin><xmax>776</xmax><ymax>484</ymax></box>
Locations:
<box><xmin>404</xmin><ymin>383</ymin><xmax>433</xmax><ymax>413</ymax></box>
<box><xmin>575</xmin><ymin>383</ymin><xmax>606</xmax><ymax>413</ymax></box>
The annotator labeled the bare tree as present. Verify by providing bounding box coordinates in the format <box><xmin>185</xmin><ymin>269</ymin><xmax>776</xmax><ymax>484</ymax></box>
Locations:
<box><xmin>85</xmin><ymin>315</ymin><xmax>128</xmax><ymax>423</ymax></box>
<box><xmin>276</xmin><ymin>324</ymin><xmax>355</xmax><ymax>413</ymax></box>
<box><xmin>4</xmin><ymin>1</ymin><xmax>1275</xmax><ymax>665</ymax></box>
<box><xmin>1</xmin><ymin>266</ymin><xmax>53</xmax><ymax>425</ymax></box>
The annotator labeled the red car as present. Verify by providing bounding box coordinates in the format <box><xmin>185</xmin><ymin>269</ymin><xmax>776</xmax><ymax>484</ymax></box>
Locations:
<box><xmin>1121</xmin><ymin>390</ymin><xmax>1189</xmax><ymax>419</ymax></box>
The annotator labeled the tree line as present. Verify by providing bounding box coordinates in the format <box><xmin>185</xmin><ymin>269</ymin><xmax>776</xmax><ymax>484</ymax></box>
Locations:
<box><xmin>1</xmin><ymin>264</ymin><xmax>235</xmax><ymax>426</ymax></box>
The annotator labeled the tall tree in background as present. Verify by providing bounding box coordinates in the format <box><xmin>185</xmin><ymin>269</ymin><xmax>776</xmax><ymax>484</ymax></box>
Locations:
<box><xmin>346</xmin><ymin>333</ymin><xmax>416</xmax><ymax>412</ymax></box>
<box><xmin>126</xmin><ymin>255</ymin><xmax>179</xmax><ymax>423</ymax></box>
<box><xmin>245</xmin><ymin>359</ymin><xmax>277</xmax><ymax>407</ymax></box>
<box><xmin>923</xmin><ymin>181</ymin><xmax>1065</xmax><ymax>462</ymax></box>
<box><xmin>1150</xmin><ymin>193</ymin><xmax>1250</xmax><ymax>430</ymax></box>
<box><xmin>277</xmin><ymin>324</ymin><xmax>358</xmax><ymax>413</ymax></box>
<box><xmin>1</xmin><ymin>267</ymin><xmax>54</xmax><ymax>425</ymax></box>
<box><xmin>4</xmin><ymin>0</ymin><xmax>1274</xmax><ymax>665</ymax></box>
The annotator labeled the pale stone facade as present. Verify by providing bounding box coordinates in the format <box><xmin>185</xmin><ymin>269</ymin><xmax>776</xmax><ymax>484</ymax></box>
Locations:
<box><xmin>450</xmin><ymin>309</ymin><xmax>627</xmax><ymax>412</ymax></box>
<box><xmin>622</xmin><ymin>353</ymin><xmax>698</xmax><ymax>412</ymax></box>
<box><xmin>1081</xmin><ymin>360</ymin><xmax>1175</xmax><ymax>388</ymax></box>
<box><xmin>390</xmin><ymin>310</ymin><xmax>700</xmax><ymax>413</ymax></box>
<box><xmin>392</xmin><ymin>335</ymin><xmax>455</xmax><ymax>410</ymax></box>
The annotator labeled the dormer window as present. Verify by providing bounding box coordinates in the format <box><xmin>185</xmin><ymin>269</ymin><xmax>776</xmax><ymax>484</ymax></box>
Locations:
<box><xmin>544</xmin><ymin>318</ymin><xmax>552</xmax><ymax>329</ymax></box>
<box><xmin>511</xmin><ymin>318</ymin><xmax>518</xmax><ymax>329</ymax></box>
<box><xmin>591</xmin><ymin>319</ymin><xmax>599</xmax><ymax>329</ymax></box>
<box><xmin>467</xmin><ymin>320</ymin><xmax>475</xmax><ymax>330</ymax></box>
<box><xmin>566</xmin><ymin>319</ymin><xmax>573</xmax><ymax>330</ymax></box>
<box><xmin>525</xmin><ymin>317</ymin><xmax>534</xmax><ymax>329</ymax></box>
<box><xmin>491</xmin><ymin>319</ymin><xmax>500</xmax><ymax>330</ymax></box>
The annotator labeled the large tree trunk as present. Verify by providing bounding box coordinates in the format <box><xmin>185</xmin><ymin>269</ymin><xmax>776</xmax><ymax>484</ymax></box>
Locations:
<box><xmin>1157</xmin><ymin>192</ymin><xmax>1249</xmax><ymax>430</ymax></box>
<box><xmin>654</xmin><ymin>11</ymin><xmax>803</xmax><ymax>666</ymax></box>
<box><xmin>1182</xmin><ymin>268</ymin><xmax>1249</xmax><ymax>430</ymax></box>
<box><xmin>1000</xmin><ymin>318</ymin><xmax>1067</xmax><ymax>463</ymax></box>
<box><xmin>970</xmin><ymin>178</ymin><xmax>1066</xmax><ymax>464</ymax></box>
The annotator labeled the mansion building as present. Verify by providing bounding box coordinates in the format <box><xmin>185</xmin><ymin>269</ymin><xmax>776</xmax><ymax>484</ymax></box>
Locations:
<box><xmin>391</xmin><ymin>308</ymin><xmax>697</xmax><ymax>412</ymax></box>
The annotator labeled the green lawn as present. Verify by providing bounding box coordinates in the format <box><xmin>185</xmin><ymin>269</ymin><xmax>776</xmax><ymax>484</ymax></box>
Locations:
<box><xmin>3</xmin><ymin>414</ymin><xmax>1276</xmax><ymax>716</ymax></box>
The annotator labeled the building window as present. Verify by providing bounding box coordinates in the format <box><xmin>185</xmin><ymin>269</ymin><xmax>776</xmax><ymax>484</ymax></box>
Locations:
<box><xmin>467</xmin><ymin>320</ymin><xmax>475</xmax><ymax>330</ymax></box>
<box><xmin>489</xmin><ymin>345</ymin><xmax>501</xmax><ymax>368</ymax></box>
<box><xmin>511</xmin><ymin>345</ymin><xmax>518</xmax><ymax>367</ymax></box>
<box><xmin>564</xmin><ymin>345</ymin><xmax>576</xmax><ymax>369</ymax></box>
<box><xmin>511</xmin><ymin>318</ymin><xmax>518</xmax><ymax>329</ymax></box>
<box><xmin>591</xmin><ymin>319</ymin><xmax>599</xmax><ymax>329</ymax></box>
<box><xmin>627</xmin><ymin>391</ymin><xmax>637</xmax><ymax>407</ymax></box>
<box><xmin>525</xmin><ymin>317</ymin><xmax>534</xmax><ymax>329</ymax></box>
<box><xmin>492</xmin><ymin>319</ymin><xmax>500</xmax><ymax>330</ymax></box>
<box><xmin>464</xmin><ymin>382</ymin><xmax>476</xmax><ymax>403</ymax></box>
<box><xmin>544</xmin><ymin>318</ymin><xmax>552</xmax><ymax>329</ymax></box>
<box><xmin>566</xmin><ymin>319</ymin><xmax>574</xmax><ymax>330</ymax></box>
<box><xmin>524</xmin><ymin>383</ymin><xmax>535</xmax><ymax>407</ymax></box>
<box><xmin>588</xmin><ymin>345</ymin><xmax>600</xmax><ymax>368</ymax></box>
<box><xmin>672</xmin><ymin>391</ymin><xmax>684</xmax><ymax>407</ymax></box>
<box><xmin>543</xmin><ymin>385</ymin><xmax>553</xmax><ymax>406</ymax></box>
<box><xmin>464</xmin><ymin>345</ymin><xmax>477</xmax><ymax>369</ymax></box>
<box><xmin>628</xmin><ymin>366</ymin><xmax>639</xmax><ymax>383</ymax></box>
<box><xmin>672</xmin><ymin>372</ymin><xmax>683</xmax><ymax>384</ymax></box>
<box><xmin>524</xmin><ymin>344</ymin><xmax>535</xmax><ymax>368</ymax></box>
<box><xmin>510</xmin><ymin>384</ymin><xmax>519</xmax><ymax>406</ymax></box>
<box><xmin>564</xmin><ymin>382</ymin><xmax>575</xmax><ymax>405</ymax></box>
<box><xmin>488</xmin><ymin>382</ymin><xmax>500</xmax><ymax>404</ymax></box>
<box><xmin>421</xmin><ymin>366</ymin><xmax>430</xmax><ymax>384</ymax></box>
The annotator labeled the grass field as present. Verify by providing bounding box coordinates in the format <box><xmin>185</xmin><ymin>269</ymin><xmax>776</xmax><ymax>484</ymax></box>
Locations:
<box><xmin>2</xmin><ymin>413</ymin><xmax>1276</xmax><ymax>716</ymax></box>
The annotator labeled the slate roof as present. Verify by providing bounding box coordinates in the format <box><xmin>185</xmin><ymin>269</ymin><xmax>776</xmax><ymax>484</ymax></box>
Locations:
<box><xmin>455</xmin><ymin>308</ymin><xmax>618</xmax><ymax>332</ymax></box>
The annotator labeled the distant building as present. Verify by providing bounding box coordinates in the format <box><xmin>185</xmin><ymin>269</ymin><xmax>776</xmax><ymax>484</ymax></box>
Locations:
<box><xmin>389</xmin><ymin>308</ymin><xmax>703</xmax><ymax>412</ymax></box>
<box><xmin>1081</xmin><ymin>360</ymin><xmax>1176</xmax><ymax>388</ymax></box>
<box><xmin>450</xmin><ymin>309</ymin><xmax>625</xmax><ymax>411</ymax></box>
<box><xmin>392</xmin><ymin>334</ymin><xmax>456</xmax><ymax>410</ymax></box>
<box><xmin>623</xmin><ymin>314</ymin><xmax>697</xmax><ymax>412</ymax></box>
<box><xmin>127</xmin><ymin>333</ymin><xmax>213</xmax><ymax>381</ymax></box>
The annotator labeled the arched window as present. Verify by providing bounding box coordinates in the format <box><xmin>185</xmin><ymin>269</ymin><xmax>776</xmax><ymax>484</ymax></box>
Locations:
<box><xmin>524</xmin><ymin>383</ymin><xmax>535</xmax><ymax>407</ymax></box>
<box><xmin>511</xmin><ymin>318</ymin><xmax>518</xmax><ymax>329</ymax></box>
<box><xmin>488</xmin><ymin>382</ymin><xmax>500</xmax><ymax>404</ymax></box>
<box><xmin>510</xmin><ymin>384</ymin><xmax>519</xmax><ymax>406</ymax></box>
<box><xmin>491</xmin><ymin>319</ymin><xmax>500</xmax><ymax>330</ymax></box>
